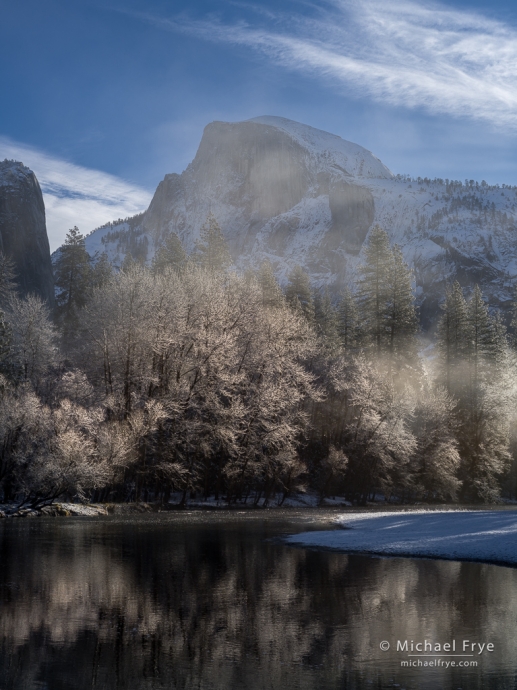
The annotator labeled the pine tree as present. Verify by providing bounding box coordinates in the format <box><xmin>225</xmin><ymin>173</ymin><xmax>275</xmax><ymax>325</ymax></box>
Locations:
<box><xmin>256</xmin><ymin>260</ymin><xmax>284</xmax><ymax>308</ymax></box>
<box><xmin>386</xmin><ymin>245</ymin><xmax>419</xmax><ymax>369</ymax></box>
<box><xmin>437</xmin><ymin>283</ymin><xmax>511</xmax><ymax>501</ymax></box>
<box><xmin>337</xmin><ymin>287</ymin><xmax>359</xmax><ymax>349</ymax></box>
<box><xmin>314</xmin><ymin>288</ymin><xmax>339</xmax><ymax>350</ymax></box>
<box><xmin>356</xmin><ymin>225</ymin><xmax>394</xmax><ymax>356</ymax></box>
<box><xmin>152</xmin><ymin>232</ymin><xmax>187</xmax><ymax>274</ymax></box>
<box><xmin>91</xmin><ymin>253</ymin><xmax>113</xmax><ymax>291</ymax></box>
<box><xmin>285</xmin><ymin>265</ymin><xmax>314</xmax><ymax>323</ymax></box>
<box><xmin>193</xmin><ymin>214</ymin><xmax>232</xmax><ymax>272</ymax></box>
<box><xmin>54</xmin><ymin>227</ymin><xmax>91</xmax><ymax>339</ymax></box>
<box><xmin>356</xmin><ymin>227</ymin><xmax>418</xmax><ymax>371</ymax></box>
<box><xmin>436</xmin><ymin>281</ymin><xmax>470</xmax><ymax>397</ymax></box>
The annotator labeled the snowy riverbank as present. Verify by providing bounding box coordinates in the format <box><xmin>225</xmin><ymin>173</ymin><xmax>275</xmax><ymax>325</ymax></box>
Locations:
<box><xmin>285</xmin><ymin>510</ymin><xmax>517</xmax><ymax>567</ymax></box>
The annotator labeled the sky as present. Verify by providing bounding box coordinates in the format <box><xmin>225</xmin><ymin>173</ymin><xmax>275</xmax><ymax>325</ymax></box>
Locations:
<box><xmin>2</xmin><ymin>0</ymin><xmax>517</xmax><ymax>251</ymax></box>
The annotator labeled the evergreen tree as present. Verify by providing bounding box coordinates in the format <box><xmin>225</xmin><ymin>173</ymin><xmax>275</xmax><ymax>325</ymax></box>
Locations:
<box><xmin>285</xmin><ymin>265</ymin><xmax>314</xmax><ymax>323</ymax></box>
<box><xmin>314</xmin><ymin>288</ymin><xmax>339</xmax><ymax>350</ymax></box>
<box><xmin>152</xmin><ymin>232</ymin><xmax>187</xmax><ymax>274</ymax></box>
<box><xmin>437</xmin><ymin>282</ymin><xmax>511</xmax><ymax>501</ymax></box>
<box><xmin>386</xmin><ymin>245</ymin><xmax>419</xmax><ymax>369</ymax></box>
<box><xmin>54</xmin><ymin>227</ymin><xmax>91</xmax><ymax>339</ymax></box>
<box><xmin>337</xmin><ymin>287</ymin><xmax>359</xmax><ymax>349</ymax></box>
<box><xmin>356</xmin><ymin>225</ymin><xmax>394</xmax><ymax>356</ymax></box>
<box><xmin>357</xmin><ymin>227</ymin><xmax>418</xmax><ymax>371</ymax></box>
<box><xmin>436</xmin><ymin>281</ymin><xmax>470</xmax><ymax>396</ymax></box>
<box><xmin>193</xmin><ymin>214</ymin><xmax>232</xmax><ymax>272</ymax></box>
<box><xmin>91</xmin><ymin>253</ymin><xmax>113</xmax><ymax>291</ymax></box>
<box><xmin>256</xmin><ymin>260</ymin><xmax>284</xmax><ymax>308</ymax></box>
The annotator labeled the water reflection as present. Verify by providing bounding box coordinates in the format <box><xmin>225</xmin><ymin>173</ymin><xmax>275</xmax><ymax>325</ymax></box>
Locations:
<box><xmin>0</xmin><ymin>512</ymin><xmax>516</xmax><ymax>689</ymax></box>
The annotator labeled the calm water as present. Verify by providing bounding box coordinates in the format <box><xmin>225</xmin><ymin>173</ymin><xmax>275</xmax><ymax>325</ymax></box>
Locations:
<box><xmin>1</xmin><ymin>510</ymin><xmax>517</xmax><ymax>690</ymax></box>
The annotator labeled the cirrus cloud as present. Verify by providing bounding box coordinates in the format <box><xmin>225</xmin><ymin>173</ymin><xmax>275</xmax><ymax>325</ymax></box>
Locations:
<box><xmin>0</xmin><ymin>137</ymin><xmax>152</xmax><ymax>251</ymax></box>
<box><xmin>132</xmin><ymin>0</ymin><xmax>517</xmax><ymax>131</ymax></box>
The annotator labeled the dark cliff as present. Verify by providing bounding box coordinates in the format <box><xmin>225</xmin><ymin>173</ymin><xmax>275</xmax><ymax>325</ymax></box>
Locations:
<box><xmin>0</xmin><ymin>161</ymin><xmax>55</xmax><ymax>306</ymax></box>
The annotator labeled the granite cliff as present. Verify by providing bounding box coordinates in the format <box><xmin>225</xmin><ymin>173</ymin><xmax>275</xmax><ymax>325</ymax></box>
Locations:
<box><xmin>0</xmin><ymin>161</ymin><xmax>54</xmax><ymax>306</ymax></box>
<box><xmin>83</xmin><ymin>117</ymin><xmax>517</xmax><ymax>326</ymax></box>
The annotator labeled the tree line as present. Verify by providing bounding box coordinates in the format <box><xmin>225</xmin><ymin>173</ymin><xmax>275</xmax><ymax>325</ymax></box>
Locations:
<box><xmin>0</xmin><ymin>217</ymin><xmax>516</xmax><ymax>509</ymax></box>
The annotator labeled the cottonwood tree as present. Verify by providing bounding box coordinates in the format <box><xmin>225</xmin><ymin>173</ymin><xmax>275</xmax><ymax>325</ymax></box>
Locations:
<box><xmin>311</xmin><ymin>353</ymin><xmax>416</xmax><ymax>503</ymax></box>
<box><xmin>411</xmin><ymin>380</ymin><xmax>460</xmax><ymax>501</ymax></box>
<box><xmin>7</xmin><ymin>294</ymin><xmax>58</xmax><ymax>390</ymax></box>
<box><xmin>77</xmin><ymin>265</ymin><xmax>318</xmax><ymax>503</ymax></box>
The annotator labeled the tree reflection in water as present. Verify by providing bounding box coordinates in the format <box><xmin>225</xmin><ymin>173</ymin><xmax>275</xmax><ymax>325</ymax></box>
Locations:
<box><xmin>0</xmin><ymin>511</ymin><xmax>516</xmax><ymax>689</ymax></box>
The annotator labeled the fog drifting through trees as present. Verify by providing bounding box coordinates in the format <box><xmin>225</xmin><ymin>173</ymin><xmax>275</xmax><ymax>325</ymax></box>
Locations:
<box><xmin>1</xmin><ymin>220</ymin><xmax>516</xmax><ymax>509</ymax></box>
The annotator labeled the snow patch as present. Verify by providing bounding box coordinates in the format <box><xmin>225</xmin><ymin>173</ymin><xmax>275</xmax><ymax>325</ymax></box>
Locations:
<box><xmin>285</xmin><ymin>510</ymin><xmax>517</xmax><ymax>566</ymax></box>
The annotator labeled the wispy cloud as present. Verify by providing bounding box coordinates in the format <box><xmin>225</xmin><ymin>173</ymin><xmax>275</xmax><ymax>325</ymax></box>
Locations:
<box><xmin>135</xmin><ymin>0</ymin><xmax>517</xmax><ymax>130</ymax></box>
<box><xmin>0</xmin><ymin>138</ymin><xmax>152</xmax><ymax>251</ymax></box>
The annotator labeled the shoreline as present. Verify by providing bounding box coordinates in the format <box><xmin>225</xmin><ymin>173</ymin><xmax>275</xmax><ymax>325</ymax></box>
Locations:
<box><xmin>2</xmin><ymin>499</ymin><xmax>517</xmax><ymax>518</ymax></box>
<box><xmin>285</xmin><ymin>509</ymin><xmax>517</xmax><ymax>569</ymax></box>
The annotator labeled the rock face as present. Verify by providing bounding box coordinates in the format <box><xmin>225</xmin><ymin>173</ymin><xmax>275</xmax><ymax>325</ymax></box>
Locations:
<box><xmin>0</xmin><ymin>161</ymin><xmax>54</xmax><ymax>306</ymax></box>
<box><xmin>83</xmin><ymin>116</ymin><xmax>517</xmax><ymax>326</ymax></box>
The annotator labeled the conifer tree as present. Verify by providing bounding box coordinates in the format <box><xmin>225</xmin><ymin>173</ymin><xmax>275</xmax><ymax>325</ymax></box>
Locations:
<box><xmin>436</xmin><ymin>281</ymin><xmax>470</xmax><ymax>396</ymax></box>
<box><xmin>152</xmin><ymin>232</ymin><xmax>187</xmax><ymax>274</ymax></box>
<box><xmin>357</xmin><ymin>227</ymin><xmax>418</xmax><ymax>371</ymax></box>
<box><xmin>314</xmin><ymin>288</ymin><xmax>339</xmax><ymax>350</ymax></box>
<box><xmin>91</xmin><ymin>252</ymin><xmax>113</xmax><ymax>291</ymax></box>
<box><xmin>337</xmin><ymin>287</ymin><xmax>359</xmax><ymax>349</ymax></box>
<box><xmin>193</xmin><ymin>214</ymin><xmax>232</xmax><ymax>272</ymax></box>
<box><xmin>54</xmin><ymin>227</ymin><xmax>91</xmax><ymax>340</ymax></box>
<box><xmin>437</xmin><ymin>282</ymin><xmax>511</xmax><ymax>501</ymax></box>
<box><xmin>386</xmin><ymin>245</ymin><xmax>419</xmax><ymax>369</ymax></box>
<box><xmin>285</xmin><ymin>265</ymin><xmax>314</xmax><ymax>323</ymax></box>
<box><xmin>256</xmin><ymin>260</ymin><xmax>284</xmax><ymax>308</ymax></box>
<box><xmin>356</xmin><ymin>225</ymin><xmax>394</xmax><ymax>356</ymax></box>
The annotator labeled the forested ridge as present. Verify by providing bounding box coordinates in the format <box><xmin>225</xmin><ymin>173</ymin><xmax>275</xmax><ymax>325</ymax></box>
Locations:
<box><xmin>0</xmin><ymin>217</ymin><xmax>516</xmax><ymax>511</ymax></box>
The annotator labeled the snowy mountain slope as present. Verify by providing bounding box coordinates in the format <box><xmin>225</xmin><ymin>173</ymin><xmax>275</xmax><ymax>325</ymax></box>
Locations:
<box><xmin>80</xmin><ymin>117</ymin><xmax>517</xmax><ymax>324</ymax></box>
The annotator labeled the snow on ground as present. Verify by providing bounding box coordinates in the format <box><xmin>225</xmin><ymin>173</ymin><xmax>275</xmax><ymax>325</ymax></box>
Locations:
<box><xmin>285</xmin><ymin>510</ymin><xmax>517</xmax><ymax>566</ymax></box>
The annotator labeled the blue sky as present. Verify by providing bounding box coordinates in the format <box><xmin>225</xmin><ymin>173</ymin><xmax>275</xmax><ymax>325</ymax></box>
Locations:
<box><xmin>2</xmin><ymin>0</ymin><xmax>517</xmax><ymax>249</ymax></box>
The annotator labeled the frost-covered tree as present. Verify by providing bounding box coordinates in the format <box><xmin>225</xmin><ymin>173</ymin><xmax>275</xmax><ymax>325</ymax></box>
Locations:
<box><xmin>7</xmin><ymin>294</ymin><xmax>58</xmax><ymax>389</ymax></box>
<box><xmin>411</xmin><ymin>381</ymin><xmax>460</xmax><ymax>501</ymax></box>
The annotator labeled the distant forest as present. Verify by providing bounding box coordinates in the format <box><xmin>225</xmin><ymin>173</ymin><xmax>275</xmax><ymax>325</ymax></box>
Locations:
<box><xmin>1</xmin><ymin>214</ymin><xmax>516</xmax><ymax>510</ymax></box>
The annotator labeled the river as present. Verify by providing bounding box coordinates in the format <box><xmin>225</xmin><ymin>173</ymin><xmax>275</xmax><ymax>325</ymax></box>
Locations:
<box><xmin>1</xmin><ymin>510</ymin><xmax>516</xmax><ymax>689</ymax></box>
